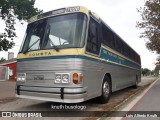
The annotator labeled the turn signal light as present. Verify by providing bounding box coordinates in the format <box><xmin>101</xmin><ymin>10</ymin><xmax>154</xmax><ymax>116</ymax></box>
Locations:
<box><xmin>73</xmin><ymin>73</ymin><xmax>78</xmax><ymax>84</ymax></box>
<box><xmin>73</xmin><ymin>73</ymin><xmax>83</xmax><ymax>84</ymax></box>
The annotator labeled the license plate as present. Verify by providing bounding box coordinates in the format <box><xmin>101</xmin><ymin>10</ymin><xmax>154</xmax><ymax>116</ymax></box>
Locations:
<box><xmin>33</xmin><ymin>75</ymin><xmax>44</xmax><ymax>80</ymax></box>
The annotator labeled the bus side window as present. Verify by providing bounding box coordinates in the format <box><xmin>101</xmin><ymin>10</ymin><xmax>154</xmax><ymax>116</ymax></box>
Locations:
<box><xmin>102</xmin><ymin>23</ymin><xmax>115</xmax><ymax>49</ymax></box>
<box><xmin>86</xmin><ymin>18</ymin><xmax>100</xmax><ymax>55</ymax></box>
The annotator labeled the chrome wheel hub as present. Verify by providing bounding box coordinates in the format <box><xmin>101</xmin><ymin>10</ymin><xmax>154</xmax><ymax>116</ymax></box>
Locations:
<box><xmin>103</xmin><ymin>81</ymin><xmax>110</xmax><ymax>98</ymax></box>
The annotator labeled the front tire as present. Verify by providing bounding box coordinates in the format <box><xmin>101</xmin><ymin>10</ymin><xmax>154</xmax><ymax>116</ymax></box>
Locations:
<box><xmin>97</xmin><ymin>76</ymin><xmax>111</xmax><ymax>104</ymax></box>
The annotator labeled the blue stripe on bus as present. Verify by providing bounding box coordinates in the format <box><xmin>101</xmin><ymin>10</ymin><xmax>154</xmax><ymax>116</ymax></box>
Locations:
<box><xmin>17</xmin><ymin>54</ymin><xmax>141</xmax><ymax>70</ymax></box>
<box><xmin>100</xmin><ymin>48</ymin><xmax>140</xmax><ymax>69</ymax></box>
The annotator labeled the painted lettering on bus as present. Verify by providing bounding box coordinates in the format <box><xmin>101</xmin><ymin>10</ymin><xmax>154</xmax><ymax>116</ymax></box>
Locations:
<box><xmin>29</xmin><ymin>52</ymin><xmax>51</xmax><ymax>57</ymax></box>
<box><xmin>103</xmin><ymin>49</ymin><xmax>117</xmax><ymax>58</ymax></box>
<box><xmin>108</xmin><ymin>51</ymin><xmax>117</xmax><ymax>58</ymax></box>
<box><xmin>66</xmin><ymin>7</ymin><xmax>80</xmax><ymax>12</ymax></box>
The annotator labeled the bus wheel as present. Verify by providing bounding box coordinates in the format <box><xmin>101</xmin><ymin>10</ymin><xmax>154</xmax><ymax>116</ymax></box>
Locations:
<box><xmin>98</xmin><ymin>76</ymin><xmax>111</xmax><ymax>104</ymax></box>
<box><xmin>132</xmin><ymin>76</ymin><xmax>138</xmax><ymax>89</ymax></box>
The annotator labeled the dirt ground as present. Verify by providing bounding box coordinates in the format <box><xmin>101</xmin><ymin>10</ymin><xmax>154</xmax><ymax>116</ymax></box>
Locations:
<box><xmin>0</xmin><ymin>81</ymin><xmax>16</xmax><ymax>102</ymax></box>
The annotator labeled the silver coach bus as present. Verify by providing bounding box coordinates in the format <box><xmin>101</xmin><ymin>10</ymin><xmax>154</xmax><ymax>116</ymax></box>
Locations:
<box><xmin>16</xmin><ymin>6</ymin><xmax>141</xmax><ymax>103</ymax></box>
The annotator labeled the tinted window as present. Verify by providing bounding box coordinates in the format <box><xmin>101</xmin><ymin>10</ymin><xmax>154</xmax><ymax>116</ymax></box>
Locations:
<box><xmin>101</xmin><ymin>22</ymin><xmax>140</xmax><ymax>64</ymax></box>
<box><xmin>102</xmin><ymin>23</ymin><xmax>115</xmax><ymax>49</ymax></box>
<box><xmin>86</xmin><ymin>18</ymin><xmax>100</xmax><ymax>55</ymax></box>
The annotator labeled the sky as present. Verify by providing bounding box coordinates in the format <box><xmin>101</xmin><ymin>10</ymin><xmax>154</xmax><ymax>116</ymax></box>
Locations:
<box><xmin>0</xmin><ymin>0</ymin><xmax>158</xmax><ymax>70</ymax></box>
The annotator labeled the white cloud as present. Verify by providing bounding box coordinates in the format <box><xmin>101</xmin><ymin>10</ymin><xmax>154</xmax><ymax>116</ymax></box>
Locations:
<box><xmin>0</xmin><ymin>0</ymin><xmax>158</xmax><ymax>70</ymax></box>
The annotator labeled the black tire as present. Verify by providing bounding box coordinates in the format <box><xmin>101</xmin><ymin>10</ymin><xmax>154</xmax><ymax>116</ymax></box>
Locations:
<box><xmin>132</xmin><ymin>79</ymin><xmax>138</xmax><ymax>89</ymax></box>
<box><xmin>132</xmin><ymin>76</ymin><xmax>138</xmax><ymax>89</ymax></box>
<box><xmin>97</xmin><ymin>76</ymin><xmax>111</xmax><ymax>104</ymax></box>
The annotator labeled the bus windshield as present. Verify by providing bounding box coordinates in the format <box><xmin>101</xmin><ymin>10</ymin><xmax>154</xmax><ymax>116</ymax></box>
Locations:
<box><xmin>20</xmin><ymin>13</ymin><xmax>87</xmax><ymax>53</ymax></box>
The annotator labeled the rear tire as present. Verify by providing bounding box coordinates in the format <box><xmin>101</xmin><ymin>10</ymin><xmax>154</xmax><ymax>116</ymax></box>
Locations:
<box><xmin>97</xmin><ymin>76</ymin><xmax>111</xmax><ymax>104</ymax></box>
<box><xmin>132</xmin><ymin>76</ymin><xmax>138</xmax><ymax>89</ymax></box>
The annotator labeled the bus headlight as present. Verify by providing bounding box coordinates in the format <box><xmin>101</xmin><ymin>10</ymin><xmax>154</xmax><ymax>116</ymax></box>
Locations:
<box><xmin>55</xmin><ymin>73</ymin><xmax>70</xmax><ymax>84</ymax></box>
<box><xmin>55</xmin><ymin>74</ymin><xmax>61</xmax><ymax>83</ymax></box>
<box><xmin>62</xmin><ymin>74</ymin><xmax>69</xmax><ymax>83</ymax></box>
<box><xmin>17</xmin><ymin>73</ymin><xmax>26</xmax><ymax>82</ymax></box>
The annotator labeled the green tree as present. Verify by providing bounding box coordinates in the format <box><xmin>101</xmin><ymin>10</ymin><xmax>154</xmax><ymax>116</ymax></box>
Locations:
<box><xmin>137</xmin><ymin>0</ymin><xmax>160</xmax><ymax>63</ymax></box>
<box><xmin>150</xmin><ymin>70</ymin><xmax>154</xmax><ymax>75</ymax></box>
<box><xmin>0</xmin><ymin>0</ymin><xmax>42</xmax><ymax>51</ymax></box>
<box><xmin>0</xmin><ymin>57</ymin><xmax>6</xmax><ymax>63</ymax></box>
<box><xmin>142</xmin><ymin>68</ymin><xmax>151</xmax><ymax>76</ymax></box>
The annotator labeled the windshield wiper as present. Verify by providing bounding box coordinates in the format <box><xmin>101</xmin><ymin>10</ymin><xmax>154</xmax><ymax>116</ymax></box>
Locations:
<box><xmin>23</xmin><ymin>39</ymin><xmax>40</xmax><ymax>54</ymax></box>
<box><xmin>49</xmin><ymin>38</ymin><xmax>59</xmax><ymax>52</ymax></box>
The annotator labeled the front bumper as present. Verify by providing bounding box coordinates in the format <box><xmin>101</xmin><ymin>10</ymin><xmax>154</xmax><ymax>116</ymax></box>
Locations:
<box><xmin>16</xmin><ymin>85</ymin><xmax>87</xmax><ymax>103</ymax></box>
